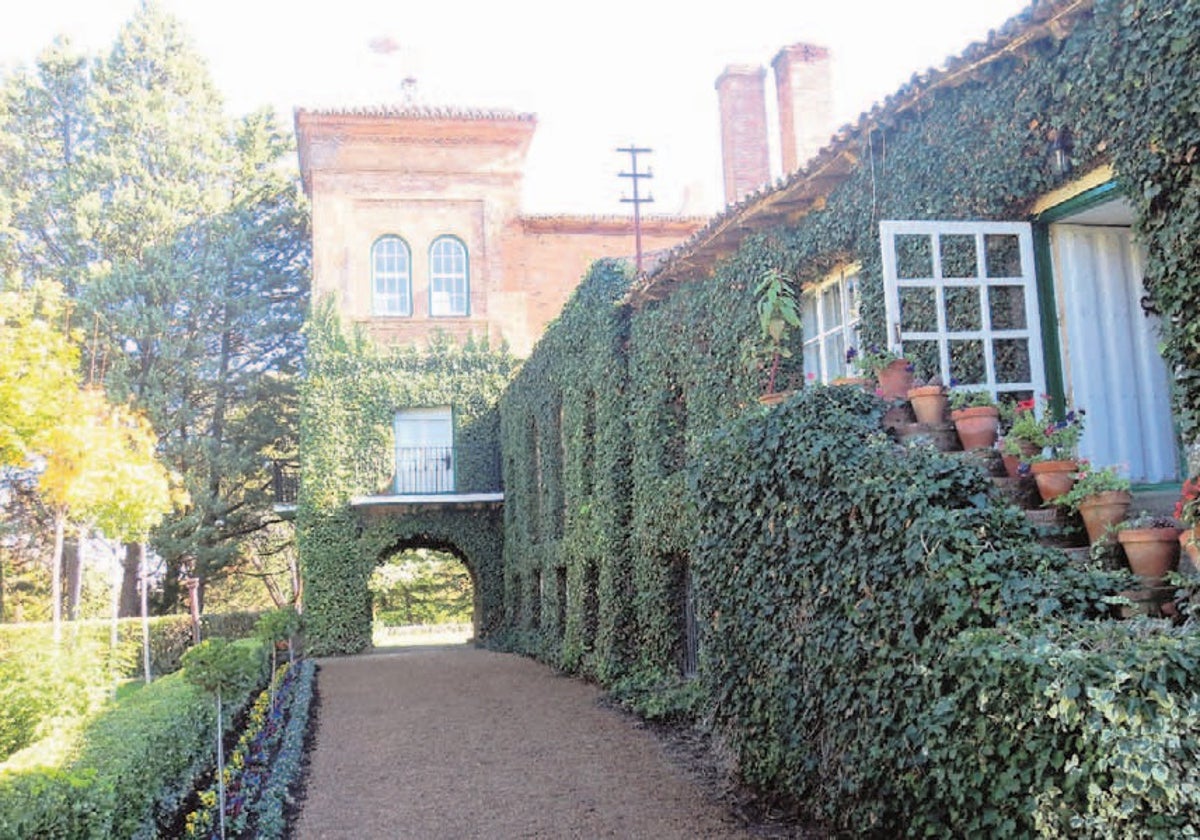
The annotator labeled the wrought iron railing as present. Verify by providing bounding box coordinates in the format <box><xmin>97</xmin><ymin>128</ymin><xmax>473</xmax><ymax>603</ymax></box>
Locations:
<box><xmin>393</xmin><ymin>446</ymin><xmax>456</xmax><ymax>494</ymax></box>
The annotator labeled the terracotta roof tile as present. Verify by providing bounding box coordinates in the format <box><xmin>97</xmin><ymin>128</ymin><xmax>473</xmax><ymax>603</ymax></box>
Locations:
<box><xmin>295</xmin><ymin>104</ymin><xmax>536</xmax><ymax>122</ymax></box>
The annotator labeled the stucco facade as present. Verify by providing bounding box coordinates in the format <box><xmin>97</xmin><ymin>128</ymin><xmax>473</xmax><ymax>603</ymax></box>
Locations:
<box><xmin>295</xmin><ymin>106</ymin><xmax>702</xmax><ymax>357</ymax></box>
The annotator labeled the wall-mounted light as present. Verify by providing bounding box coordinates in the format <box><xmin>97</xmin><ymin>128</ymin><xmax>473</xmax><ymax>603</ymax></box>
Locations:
<box><xmin>1048</xmin><ymin>126</ymin><xmax>1074</xmax><ymax>177</ymax></box>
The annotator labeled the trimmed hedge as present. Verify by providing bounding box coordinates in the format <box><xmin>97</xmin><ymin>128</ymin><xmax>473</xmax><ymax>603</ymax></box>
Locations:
<box><xmin>0</xmin><ymin>612</ymin><xmax>262</xmax><ymax>763</ymax></box>
<box><xmin>0</xmin><ymin>638</ymin><xmax>267</xmax><ymax>840</ymax></box>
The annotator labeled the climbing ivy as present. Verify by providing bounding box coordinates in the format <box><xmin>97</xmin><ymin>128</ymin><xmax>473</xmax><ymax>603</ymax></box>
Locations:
<box><xmin>495</xmin><ymin>0</ymin><xmax>1200</xmax><ymax>829</ymax></box>
<box><xmin>298</xmin><ymin>303</ymin><xmax>518</xmax><ymax>655</ymax></box>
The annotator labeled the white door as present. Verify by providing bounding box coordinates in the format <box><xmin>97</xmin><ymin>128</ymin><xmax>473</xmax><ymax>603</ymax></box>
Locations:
<box><xmin>880</xmin><ymin>221</ymin><xmax>1045</xmax><ymax>402</ymax></box>
<box><xmin>1050</xmin><ymin>223</ymin><xmax>1178</xmax><ymax>482</ymax></box>
<box><xmin>393</xmin><ymin>407</ymin><xmax>454</xmax><ymax>493</ymax></box>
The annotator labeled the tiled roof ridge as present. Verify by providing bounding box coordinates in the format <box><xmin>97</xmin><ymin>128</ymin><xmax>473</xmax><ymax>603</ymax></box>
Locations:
<box><xmin>296</xmin><ymin>104</ymin><xmax>536</xmax><ymax>122</ymax></box>
<box><xmin>520</xmin><ymin>213</ymin><xmax>709</xmax><ymax>223</ymax></box>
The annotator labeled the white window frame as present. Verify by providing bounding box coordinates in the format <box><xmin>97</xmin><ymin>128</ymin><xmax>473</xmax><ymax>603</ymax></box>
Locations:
<box><xmin>393</xmin><ymin>406</ymin><xmax>454</xmax><ymax>494</ymax></box>
<box><xmin>879</xmin><ymin>220</ymin><xmax>1045</xmax><ymax>401</ymax></box>
<box><xmin>371</xmin><ymin>235</ymin><xmax>412</xmax><ymax>317</ymax></box>
<box><xmin>429</xmin><ymin>236</ymin><xmax>469</xmax><ymax>317</ymax></box>
<box><xmin>801</xmin><ymin>264</ymin><xmax>861</xmax><ymax>384</ymax></box>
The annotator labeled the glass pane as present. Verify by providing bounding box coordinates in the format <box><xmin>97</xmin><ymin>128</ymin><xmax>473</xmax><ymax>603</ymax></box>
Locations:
<box><xmin>945</xmin><ymin>286</ymin><xmax>981</xmax><ymax>331</ymax></box>
<box><xmin>822</xmin><ymin>284</ymin><xmax>843</xmax><ymax>330</ymax></box>
<box><xmin>939</xmin><ymin>234</ymin><xmax>978</xmax><ymax>278</ymax></box>
<box><xmin>989</xmin><ymin>285</ymin><xmax>1027</xmax><ymax>330</ymax></box>
<box><xmin>900</xmin><ymin>286</ymin><xmax>938</xmax><ymax>332</ymax></box>
<box><xmin>802</xmin><ymin>296</ymin><xmax>819</xmax><ymax>337</ymax></box>
<box><xmin>994</xmin><ymin>339</ymin><xmax>1032</xmax><ymax>384</ymax></box>
<box><xmin>949</xmin><ymin>339</ymin><xmax>986</xmax><ymax>385</ymax></box>
<box><xmin>845</xmin><ymin>273</ymin><xmax>860</xmax><ymax>322</ymax></box>
<box><xmin>824</xmin><ymin>332</ymin><xmax>846</xmax><ymax>380</ymax></box>
<box><xmin>803</xmin><ymin>342</ymin><xmax>821</xmax><ymax>383</ymax></box>
<box><xmin>896</xmin><ymin>234</ymin><xmax>933</xmax><ymax>279</ymax></box>
<box><xmin>984</xmin><ymin>234</ymin><xmax>1022</xmax><ymax>278</ymax></box>
<box><xmin>904</xmin><ymin>339</ymin><xmax>941</xmax><ymax>383</ymax></box>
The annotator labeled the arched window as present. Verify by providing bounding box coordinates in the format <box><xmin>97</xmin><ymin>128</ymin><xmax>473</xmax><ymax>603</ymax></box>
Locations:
<box><xmin>371</xmin><ymin>236</ymin><xmax>412</xmax><ymax>316</ymax></box>
<box><xmin>429</xmin><ymin>236</ymin><xmax>469</xmax><ymax>317</ymax></box>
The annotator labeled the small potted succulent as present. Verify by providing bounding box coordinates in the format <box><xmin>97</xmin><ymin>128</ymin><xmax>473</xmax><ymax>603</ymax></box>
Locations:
<box><xmin>1116</xmin><ymin>512</ymin><xmax>1183</xmax><ymax>584</ymax></box>
<box><xmin>948</xmin><ymin>389</ymin><xmax>999</xmax><ymax>450</ymax></box>
<box><xmin>1175</xmin><ymin>476</ymin><xmax>1199</xmax><ymax>568</ymax></box>
<box><xmin>1050</xmin><ymin>462</ymin><xmax>1132</xmax><ymax>543</ymax></box>
<box><xmin>855</xmin><ymin>344</ymin><xmax>913</xmax><ymax>400</ymax></box>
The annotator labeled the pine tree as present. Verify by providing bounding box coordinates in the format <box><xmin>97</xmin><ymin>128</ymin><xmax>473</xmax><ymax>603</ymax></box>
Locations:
<box><xmin>0</xmin><ymin>1</ymin><xmax>310</xmax><ymax>612</ymax></box>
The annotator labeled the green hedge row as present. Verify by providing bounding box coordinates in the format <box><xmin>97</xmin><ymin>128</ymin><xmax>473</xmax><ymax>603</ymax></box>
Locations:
<box><xmin>694</xmin><ymin>386</ymin><xmax>1198</xmax><ymax>835</ymax></box>
<box><xmin>0</xmin><ymin>638</ymin><xmax>267</xmax><ymax>840</ymax></box>
<box><xmin>0</xmin><ymin>613</ymin><xmax>261</xmax><ymax>763</ymax></box>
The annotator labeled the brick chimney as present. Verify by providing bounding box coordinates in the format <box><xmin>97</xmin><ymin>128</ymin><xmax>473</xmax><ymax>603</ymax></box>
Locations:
<box><xmin>715</xmin><ymin>65</ymin><xmax>770</xmax><ymax>206</ymax></box>
<box><xmin>772</xmin><ymin>43</ymin><xmax>833</xmax><ymax>174</ymax></box>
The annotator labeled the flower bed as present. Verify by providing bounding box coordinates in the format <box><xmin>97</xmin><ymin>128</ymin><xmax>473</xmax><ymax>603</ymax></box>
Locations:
<box><xmin>181</xmin><ymin>659</ymin><xmax>317</xmax><ymax>839</ymax></box>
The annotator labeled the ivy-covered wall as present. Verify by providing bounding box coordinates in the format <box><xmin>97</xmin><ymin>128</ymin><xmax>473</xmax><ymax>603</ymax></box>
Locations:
<box><xmin>495</xmin><ymin>0</ymin><xmax>1200</xmax><ymax>830</ymax></box>
<box><xmin>298</xmin><ymin>306</ymin><xmax>519</xmax><ymax>655</ymax></box>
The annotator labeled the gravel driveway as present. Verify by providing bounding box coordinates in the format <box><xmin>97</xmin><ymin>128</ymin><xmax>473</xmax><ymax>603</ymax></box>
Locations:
<box><xmin>291</xmin><ymin>645</ymin><xmax>752</xmax><ymax>839</ymax></box>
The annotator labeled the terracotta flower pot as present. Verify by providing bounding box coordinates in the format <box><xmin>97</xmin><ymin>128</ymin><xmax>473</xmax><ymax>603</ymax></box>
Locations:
<box><xmin>999</xmin><ymin>439</ymin><xmax>1042</xmax><ymax>478</ymax></box>
<box><xmin>1180</xmin><ymin>527</ymin><xmax>1200</xmax><ymax>572</ymax></box>
<box><xmin>831</xmin><ymin>376</ymin><xmax>873</xmax><ymax>389</ymax></box>
<box><xmin>1118</xmin><ymin>525</ymin><xmax>1183</xmax><ymax>583</ymax></box>
<box><xmin>907</xmin><ymin>385</ymin><xmax>948</xmax><ymax>425</ymax></box>
<box><xmin>1029</xmin><ymin>458</ymin><xmax>1078</xmax><ymax>503</ymax></box>
<box><xmin>1077</xmin><ymin>490</ymin><xmax>1132</xmax><ymax>543</ymax></box>
<box><xmin>757</xmin><ymin>390</ymin><xmax>794</xmax><ymax>406</ymax></box>
<box><xmin>950</xmin><ymin>406</ymin><xmax>999</xmax><ymax>451</ymax></box>
<box><xmin>875</xmin><ymin>359</ymin><xmax>914</xmax><ymax>401</ymax></box>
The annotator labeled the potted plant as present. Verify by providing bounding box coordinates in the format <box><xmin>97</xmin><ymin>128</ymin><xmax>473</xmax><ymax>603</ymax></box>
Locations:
<box><xmin>855</xmin><ymin>344</ymin><xmax>913</xmax><ymax>400</ymax></box>
<box><xmin>1175</xmin><ymin>476</ymin><xmax>1199</xmax><ymax>567</ymax></box>
<box><xmin>1116</xmin><ymin>512</ymin><xmax>1183</xmax><ymax>584</ymax></box>
<box><xmin>1027</xmin><ymin>399</ymin><xmax>1086</xmax><ymax>503</ymax></box>
<box><xmin>747</xmin><ymin>267</ymin><xmax>801</xmax><ymax>405</ymax></box>
<box><xmin>948</xmin><ymin>389</ymin><xmax>999</xmax><ymax>450</ymax></box>
<box><xmin>906</xmin><ymin>375</ymin><xmax>948</xmax><ymax>425</ymax></box>
<box><xmin>832</xmin><ymin>347</ymin><xmax>873</xmax><ymax>388</ymax></box>
<box><xmin>998</xmin><ymin>397</ymin><xmax>1042</xmax><ymax>477</ymax></box>
<box><xmin>1050</xmin><ymin>462</ymin><xmax>1132</xmax><ymax>543</ymax></box>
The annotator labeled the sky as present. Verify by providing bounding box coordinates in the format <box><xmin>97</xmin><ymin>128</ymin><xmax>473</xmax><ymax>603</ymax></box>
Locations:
<box><xmin>0</xmin><ymin>0</ymin><xmax>1034</xmax><ymax>216</ymax></box>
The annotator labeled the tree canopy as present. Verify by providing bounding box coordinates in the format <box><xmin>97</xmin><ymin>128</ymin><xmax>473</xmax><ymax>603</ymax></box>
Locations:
<box><xmin>0</xmin><ymin>1</ymin><xmax>310</xmax><ymax>611</ymax></box>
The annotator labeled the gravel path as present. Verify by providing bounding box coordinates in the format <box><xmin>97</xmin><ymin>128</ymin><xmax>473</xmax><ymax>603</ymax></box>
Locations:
<box><xmin>292</xmin><ymin>645</ymin><xmax>751</xmax><ymax>839</ymax></box>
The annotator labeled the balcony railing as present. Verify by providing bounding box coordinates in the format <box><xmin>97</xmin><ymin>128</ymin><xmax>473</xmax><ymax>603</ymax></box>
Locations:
<box><xmin>271</xmin><ymin>443</ymin><xmax>502</xmax><ymax>505</ymax></box>
<box><xmin>393</xmin><ymin>446</ymin><xmax>455</xmax><ymax>494</ymax></box>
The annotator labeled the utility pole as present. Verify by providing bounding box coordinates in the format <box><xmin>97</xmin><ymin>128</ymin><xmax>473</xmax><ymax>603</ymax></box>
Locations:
<box><xmin>618</xmin><ymin>145</ymin><xmax>654</xmax><ymax>274</ymax></box>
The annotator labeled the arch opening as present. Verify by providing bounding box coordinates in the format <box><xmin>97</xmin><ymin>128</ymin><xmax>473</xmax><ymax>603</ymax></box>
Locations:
<box><xmin>369</xmin><ymin>535</ymin><xmax>480</xmax><ymax>648</ymax></box>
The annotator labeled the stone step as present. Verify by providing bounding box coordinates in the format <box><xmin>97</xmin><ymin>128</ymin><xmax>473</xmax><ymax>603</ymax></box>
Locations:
<box><xmin>1024</xmin><ymin>506</ymin><xmax>1087</xmax><ymax>548</ymax></box>
<box><xmin>1129</xmin><ymin>487</ymin><xmax>1182</xmax><ymax>519</ymax></box>
<box><xmin>1058</xmin><ymin>545</ymin><xmax>1093</xmax><ymax>568</ymax></box>
<box><xmin>991</xmin><ymin>475</ymin><xmax>1040</xmax><ymax>509</ymax></box>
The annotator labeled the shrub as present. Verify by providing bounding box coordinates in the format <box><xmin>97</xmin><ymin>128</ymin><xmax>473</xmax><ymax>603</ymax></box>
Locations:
<box><xmin>0</xmin><ymin>638</ymin><xmax>267</xmax><ymax>840</ymax></box>
<box><xmin>913</xmin><ymin>622</ymin><xmax>1200</xmax><ymax>837</ymax></box>
<box><xmin>693</xmin><ymin>385</ymin><xmax>1126</xmax><ymax>834</ymax></box>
